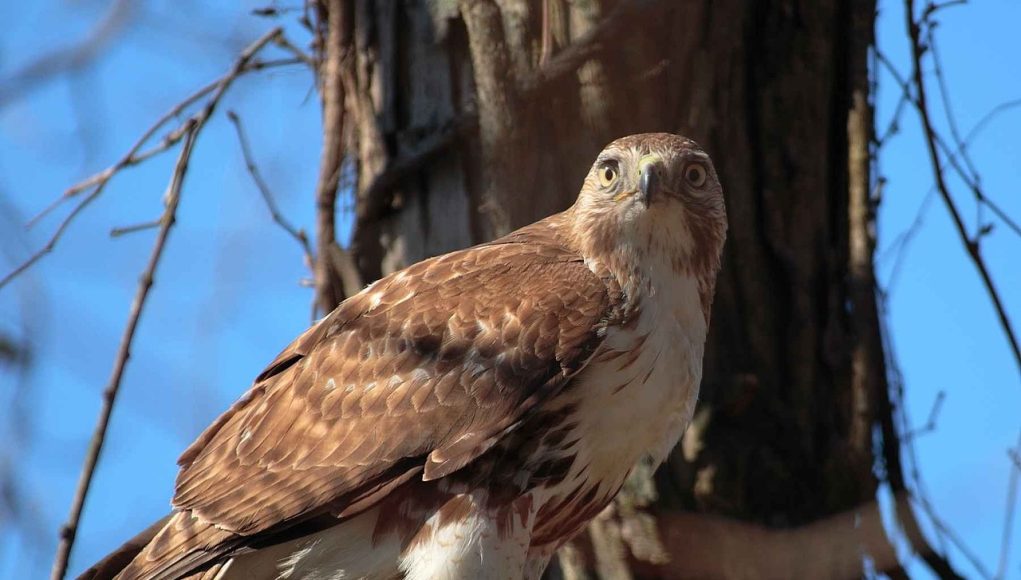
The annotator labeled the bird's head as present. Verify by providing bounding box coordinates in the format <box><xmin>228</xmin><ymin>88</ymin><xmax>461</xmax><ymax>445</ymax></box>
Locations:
<box><xmin>569</xmin><ymin>133</ymin><xmax>727</xmax><ymax>286</ymax></box>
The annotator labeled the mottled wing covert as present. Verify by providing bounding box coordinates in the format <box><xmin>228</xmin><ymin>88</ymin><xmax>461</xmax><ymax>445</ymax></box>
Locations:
<box><xmin>119</xmin><ymin>220</ymin><xmax>623</xmax><ymax>579</ymax></box>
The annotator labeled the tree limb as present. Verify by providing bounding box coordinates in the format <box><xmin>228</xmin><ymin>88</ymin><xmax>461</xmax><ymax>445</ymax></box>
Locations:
<box><xmin>354</xmin><ymin>112</ymin><xmax>477</xmax><ymax>234</ymax></box>
<box><xmin>904</xmin><ymin>0</ymin><xmax>1021</xmax><ymax>380</ymax></box>
<box><xmin>47</xmin><ymin>28</ymin><xmax>296</xmax><ymax>578</ymax></box>
<box><xmin>49</xmin><ymin>122</ymin><xmax>198</xmax><ymax>580</ymax></box>
<box><xmin>227</xmin><ymin>110</ymin><xmax>315</xmax><ymax>270</ymax></box>
<box><xmin>996</xmin><ymin>431</ymin><xmax>1021</xmax><ymax>579</ymax></box>
<box><xmin>517</xmin><ymin>0</ymin><xmax>663</xmax><ymax>95</ymax></box>
<box><xmin>0</xmin><ymin>30</ymin><xmax>297</xmax><ymax>293</ymax></box>
<box><xmin>312</xmin><ymin>0</ymin><xmax>362</xmax><ymax>316</ymax></box>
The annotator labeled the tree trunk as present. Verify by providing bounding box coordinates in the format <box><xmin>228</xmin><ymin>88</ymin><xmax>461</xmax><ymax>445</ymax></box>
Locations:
<box><xmin>340</xmin><ymin>0</ymin><xmax>900</xmax><ymax>577</ymax></box>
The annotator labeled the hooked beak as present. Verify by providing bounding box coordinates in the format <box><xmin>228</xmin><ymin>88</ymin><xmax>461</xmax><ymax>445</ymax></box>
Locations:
<box><xmin>638</xmin><ymin>154</ymin><xmax>663</xmax><ymax>205</ymax></box>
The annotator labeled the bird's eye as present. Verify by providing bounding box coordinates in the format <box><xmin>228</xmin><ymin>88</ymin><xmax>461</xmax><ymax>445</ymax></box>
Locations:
<box><xmin>598</xmin><ymin>161</ymin><xmax>619</xmax><ymax>187</ymax></box>
<box><xmin>684</xmin><ymin>163</ymin><xmax>708</xmax><ymax>188</ymax></box>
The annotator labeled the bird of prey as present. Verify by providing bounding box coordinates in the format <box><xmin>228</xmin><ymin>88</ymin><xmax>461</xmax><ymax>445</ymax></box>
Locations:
<box><xmin>82</xmin><ymin>133</ymin><xmax>727</xmax><ymax>580</ymax></box>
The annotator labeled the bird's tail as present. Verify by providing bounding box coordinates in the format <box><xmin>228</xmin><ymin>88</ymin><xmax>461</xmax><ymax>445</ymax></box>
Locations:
<box><xmin>76</xmin><ymin>515</ymin><xmax>171</xmax><ymax>580</ymax></box>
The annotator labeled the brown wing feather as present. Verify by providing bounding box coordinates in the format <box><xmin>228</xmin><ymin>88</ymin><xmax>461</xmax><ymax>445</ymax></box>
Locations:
<box><xmin>115</xmin><ymin>218</ymin><xmax>623</xmax><ymax>579</ymax></box>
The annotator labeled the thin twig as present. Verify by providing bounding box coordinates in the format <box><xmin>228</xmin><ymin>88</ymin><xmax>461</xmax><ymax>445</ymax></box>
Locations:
<box><xmin>904</xmin><ymin>0</ymin><xmax>1021</xmax><ymax>380</ymax></box>
<box><xmin>226</xmin><ymin>110</ymin><xmax>315</xmax><ymax>267</ymax></box>
<box><xmin>110</xmin><ymin>219</ymin><xmax>162</xmax><ymax>238</ymax></box>
<box><xmin>922</xmin><ymin>0</ymin><xmax>967</xmax><ymax>18</ymax></box>
<box><xmin>949</xmin><ymin>98</ymin><xmax>1021</xmax><ymax>239</ymax></box>
<box><xmin>876</xmin><ymin>50</ymin><xmax>1021</xmax><ymax>241</ymax></box>
<box><xmin>355</xmin><ymin>112</ymin><xmax>477</xmax><ymax>227</ymax></box>
<box><xmin>48</xmin><ymin>27</ymin><xmax>294</xmax><ymax>580</ymax></box>
<box><xmin>49</xmin><ymin>123</ymin><xmax>198</xmax><ymax>580</ymax></box>
<box><xmin>252</xmin><ymin>4</ymin><xmax>305</xmax><ymax>18</ymax></box>
<box><xmin>928</xmin><ymin>31</ymin><xmax>979</xmax><ymax>184</ymax></box>
<box><xmin>876</xmin><ymin>88</ymin><xmax>910</xmax><ymax>147</ymax></box>
<box><xmin>518</xmin><ymin>0</ymin><xmax>664</xmax><ymax>94</ymax></box>
<box><xmin>924</xmin><ymin>64</ymin><xmax>1021</xmax><ymax>239</ymax></box>
<box><xmin>877</xmin><ymin>299</ymin><xmax>968</xmax><ymax>578</ymax></box>
<box><xmin>996</xmin><ymin>431</ymin><xmax>1021</xmax><ymax>580</ymax></box>
<box><xmin>879</xmin><ymin>189</ymin><xmax>936</xmax><ymax>294</ymax></box>
<box><xmin>911</xmin><ymin>492</ymin><xmax>994</xmax><ymax>579</ymax></box>
<box><xmin>1</xmin><ymin>29</ymin><xmax>291</xmax><ymax>293</ymax></box>
<box><xmin>903</xmin><ymin>390</ymin><xmax>945</xmax><ymax>440</ymax></box>
<box><xmin>274</xmin><ymin>34</ymin><xmax>317</xmax><ymax>69</ymax></box>
<box><xmin>26</xmin><ymin>54</ymin><xmax>297</xmax><ymax>228</ymax></box>
<box><xmin>878</xmin><ymin>95</ymin><xmax>1021</xmax><ymax>293</ymax></box>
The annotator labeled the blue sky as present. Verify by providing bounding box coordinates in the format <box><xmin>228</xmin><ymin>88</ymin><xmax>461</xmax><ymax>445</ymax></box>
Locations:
<box><xmin>0</xmin><ymin>1</ymin><xmax>1018</xmax><ymax>578</ymax></box>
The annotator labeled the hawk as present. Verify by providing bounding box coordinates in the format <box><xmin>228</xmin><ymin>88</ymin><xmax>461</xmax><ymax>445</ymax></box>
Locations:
<box><xmin>82</xmin><ymin>133</ymin><xmax>727</xmax><ymax>580</ymax></box>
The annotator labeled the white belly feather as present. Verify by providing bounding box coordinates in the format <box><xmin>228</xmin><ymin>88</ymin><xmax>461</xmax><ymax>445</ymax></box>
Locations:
<box><xmin>533</xmin><ymin>267</ymin><xmax>706</xmax><ymax>512</ymax></box>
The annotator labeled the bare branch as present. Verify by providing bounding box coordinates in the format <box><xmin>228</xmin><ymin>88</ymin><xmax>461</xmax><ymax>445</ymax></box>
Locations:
<box><xmin>49</xmin><ymin>122</ymin><xmax>199</xmax><ymax>580</ymax></box>
<box><xmin>904</xmin><ymin>0</ymin><xmax>1021</xmax><ymax>380</ymax></box>
<box><xmin>997</xmin><ymin>431</ymin><xmax>1021</xmax><ymax>580</ymax></box>
<box><xmin>27</xmin><ymin>54</ymin><xmax>299</xmax><ymax>228</ymax></box>
<box><xmin>355</xmin><ymin>113</ymin><xmax>477</xmax><ymax>232</ymax></box>
<box><xmin>518</xmin><ymin>0</ymin><xmax>665</xmax><ymax>94</ymax></box>
<box><xmin>878</xmin><ymin>94</ymin><xmax>1021</xmax><ymax>298</ymax></box>
<box><xmin>226</xmin><ymin>110</ymin><xmax>315</xmax><ymax>268</ymax></box>
<box><xmin>925</xmin><ymin>30</ymin><xmax>1021</xmax><ymax>242</ymax></box>
<box><xmin>311</xmin><ymin>0</ymin><xmax>362</xmax><ymax>315</ymax></box>
<box><xmin>252</xmin><ymin>4</ymin><xmax>305</xmax><ymax>19</ymax></box>
<box><xmin>922</xmin><ymin>0</ymin><xmax>968</xmax><ymax>18</ymax></box>
<box><xmin>879</xmin><ymin>188</ymin><xmax>935</xmax><ymax>293</ymax></box>
<box><xmin>876</xmin><ymin>296</ymin><xmax>965</xmax><ymax>578</ymax></box>
<box><xmin>0</xmin><ymin>30</ymin><xmax>294</xmax><ymax>293</ymax></box>
<box><xmin>927</xmin><ymin>30</ymin><xmax>978</xmax><ymax>183</ymax></box>
<box><xmin>876</xmin><ymin>49</ymin><xmax>1021</xmax><ymax>242</ymax></box>
<box><xmin>851</xmin><ymin>17</ymin><xmax>961</xmax><ymax>576</ymax></box>
<box><xmin>911</xmin><ymin>492</ymin><xmax>993</xmax><ymax>579</ymax></box>
<box><xmin>46</xmin><ymin>27</ymin><xmax>302</xmax><ymax>579</ymax></box>
<box><xmin>274</xmin><ymin>34</ymin><xmax>317</xmax><ymax>69</ymax></box>
<box><xmin>110</xmin><ymin>219</ymin><xmax>163</xmax><ymax>238</ymax></box>
<box><xmin>903</xmin><ymin>390</ymin><xmax>945</xmax><ymax>440</ymax></box>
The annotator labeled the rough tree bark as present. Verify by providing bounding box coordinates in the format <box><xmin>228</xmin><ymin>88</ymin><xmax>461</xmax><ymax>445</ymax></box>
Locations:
<box><xmin>326</xmin><ymin>0</ymin><xmax>923</xmax><ymax>577</ymax></box>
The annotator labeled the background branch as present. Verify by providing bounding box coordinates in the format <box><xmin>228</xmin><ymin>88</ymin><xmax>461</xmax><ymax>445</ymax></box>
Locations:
<box><xmin>996</xmin><ymin>431</ymin><xmax>1021</xmax><ymax>579</ymax></box>
<box><xmin>0</xmin><ymin>29</ymin><xmax>292</xmax><ymax>292</ymax></box>
<box><xmin>904</xmin><ymin>0</ymin><xmax>1021</xmax><ymax>380</ymax></box>
<box><xmin>311</xmin><ymin>0</ymin><xmax>361</xmax><ymax>315</ymax></box>
<box><xmin>517</xmin><ymin>0</ymin><xmax>663</xmax><ymax>94</ymax></box>
<box><xmin>227</xmin><ymin>110</ymin><xmax>315</xmax><ymax>269</ymax></box>
<box><xmin>49</xmin><ymin>123</ymin><xmax>198</xmax><ymax>580</ymax></box>
<box><xmin>877</xmin><ymin>305</ymin><xmax>968</xmax><ymax>578</ymax></box>
<box><xmin>44</xmin><ymin>27</ymin><xmax>301</xmax><ymax>579</ymax></box>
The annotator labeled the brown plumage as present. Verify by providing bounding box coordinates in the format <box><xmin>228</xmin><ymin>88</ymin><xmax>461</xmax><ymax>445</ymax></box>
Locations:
<box><xmin>81</xmin><ymin>133</ymin><xmax>727</xmax><ymax>580</ymax></box>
